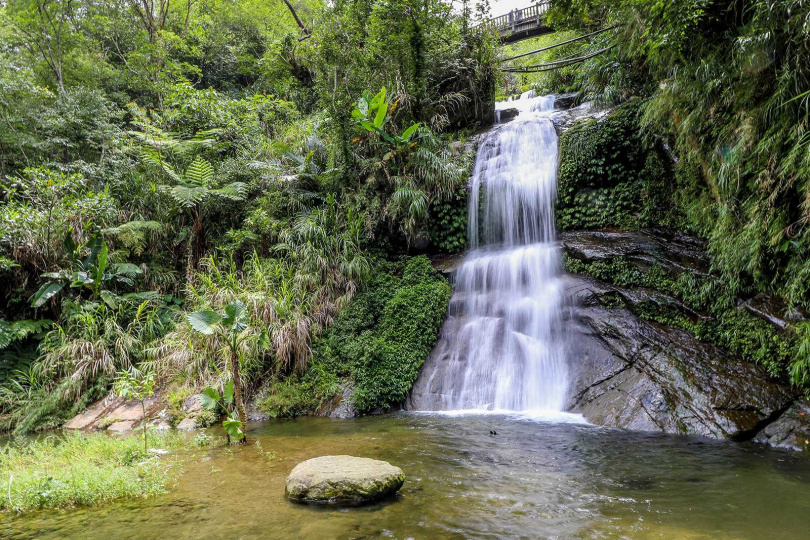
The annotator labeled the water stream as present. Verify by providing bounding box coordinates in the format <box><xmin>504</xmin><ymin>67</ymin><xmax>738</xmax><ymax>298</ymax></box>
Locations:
<box><xmin>412</xmin><ymin>92</ymin><xmax>570</xmax><ymax>414</ymax></box>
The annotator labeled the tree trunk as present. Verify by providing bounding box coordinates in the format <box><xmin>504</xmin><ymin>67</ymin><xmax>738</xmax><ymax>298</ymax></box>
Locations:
<box><xmin>230</xmin><ymin>351</ymin><xmax>248</xmax><ymax>444</ymax></box>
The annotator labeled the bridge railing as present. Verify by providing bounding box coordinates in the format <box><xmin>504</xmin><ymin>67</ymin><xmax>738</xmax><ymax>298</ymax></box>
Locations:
<box><xmin>482</xmin><ymin>3</ymin><xmax>551</xmax><ymax>33</ymax></box>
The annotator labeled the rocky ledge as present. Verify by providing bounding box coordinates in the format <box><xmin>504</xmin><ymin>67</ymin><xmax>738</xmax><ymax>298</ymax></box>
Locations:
<box><xmin>562</xmin><ymin>229</ymin><xmax>810</xmax><ymax>450</ymax></box>
<box><xmin>285</xmin><ymin>455</ymin><xmax>405</xmax><ymax>505</ymax></box>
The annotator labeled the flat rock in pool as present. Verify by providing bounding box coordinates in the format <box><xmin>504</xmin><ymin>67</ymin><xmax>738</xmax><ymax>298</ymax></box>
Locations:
<box><xmin>285</xmin><ymin>455</ymin><xmax>405</xmax><ymax>505</ymax></box>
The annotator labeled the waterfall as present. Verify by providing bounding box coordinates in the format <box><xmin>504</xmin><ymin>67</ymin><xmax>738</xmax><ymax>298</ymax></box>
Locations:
<box><xmin>411</xmin><ymin>92</ymin><xmax>570</xmax><ymax>414</ymax></box>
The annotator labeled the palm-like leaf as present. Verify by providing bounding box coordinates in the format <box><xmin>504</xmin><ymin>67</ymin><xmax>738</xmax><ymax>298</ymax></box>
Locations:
<box><xmin>211</xmin><ymin>182</ymin><xmax>248</xmax><ymax>201</ymax></box>
<box><xmin>139</xmin><ymin>148</ymin><xmax>181</xmax><ymax>182</ymax></box>
<box><xmin>166</xmin><ymin>185</ymin><xmax>208</xmax><ymax>208</ymax></box>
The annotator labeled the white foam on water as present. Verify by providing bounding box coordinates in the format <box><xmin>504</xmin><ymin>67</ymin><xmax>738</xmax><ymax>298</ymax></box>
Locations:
<box><xmin>411</xmin><ymin>409</ymin><xmax>589</xmax><ymax>425</ymax></box>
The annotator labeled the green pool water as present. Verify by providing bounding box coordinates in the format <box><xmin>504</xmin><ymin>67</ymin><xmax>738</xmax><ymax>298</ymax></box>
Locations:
<box><xmin>2</xmin><ymin>413</ymin><xmax>810</xmax><ymax>539</ymax></box>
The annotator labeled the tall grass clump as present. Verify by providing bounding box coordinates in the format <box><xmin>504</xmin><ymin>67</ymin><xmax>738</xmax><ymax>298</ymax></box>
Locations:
<box><xmin>0</xmin><ymin>431</ymin><xmax>190</xmax><ymax>512</ymax></box>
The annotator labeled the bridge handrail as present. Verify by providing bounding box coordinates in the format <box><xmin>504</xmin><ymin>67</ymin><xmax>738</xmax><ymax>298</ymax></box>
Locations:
<box><xmin>483</xmin><ymin>3</ymin><xmax>550</xmax><ymax>31</ymax></box>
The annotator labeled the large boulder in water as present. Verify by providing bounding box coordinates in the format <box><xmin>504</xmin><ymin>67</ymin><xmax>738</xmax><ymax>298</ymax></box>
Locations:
<box><xmin>285</xmin><ymin>455</ymin><xmax>405</xmax><ymax>505</ymax></box>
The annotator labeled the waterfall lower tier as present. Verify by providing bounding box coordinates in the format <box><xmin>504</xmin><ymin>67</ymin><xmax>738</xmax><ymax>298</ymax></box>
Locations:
<box><xmin>411</xmin><ymin>92</ymin><xmax>570</xmax><ymax>414</ymax></box>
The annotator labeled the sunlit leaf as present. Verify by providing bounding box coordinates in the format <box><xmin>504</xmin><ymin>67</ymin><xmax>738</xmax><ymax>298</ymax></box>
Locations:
<box><xmin>187</xmin><ymin>310</ymin><xmax>221</xmax><ymax>335</ymax></box>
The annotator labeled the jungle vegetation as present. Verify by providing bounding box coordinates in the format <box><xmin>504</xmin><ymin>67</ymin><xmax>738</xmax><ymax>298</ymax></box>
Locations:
<box><xmin>0</xmin><ymin>0</ymin><xmax>495</xmax><ymax>433</ymax></box>
<box><xmin>509</xmin><ymin>0</ymin><xmax>810</xmax><ymax>391</ymax></box>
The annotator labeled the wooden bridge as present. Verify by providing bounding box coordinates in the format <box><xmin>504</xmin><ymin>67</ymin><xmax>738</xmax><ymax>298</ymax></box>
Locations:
<box><xmin>484</xmin><ymin>3</ymin><xmax>553</xmax><ymax>44</ymax></box>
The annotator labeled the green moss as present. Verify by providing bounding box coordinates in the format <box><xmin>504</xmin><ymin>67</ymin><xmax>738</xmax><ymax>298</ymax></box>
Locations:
<box><xmin>565</xmin><ymin>254</ymin><xmax>798</xmax><ymax>383</ymax></box>
<box><xmin>258</xmin><ymin>256</ymin><xmax>451</xmax><ymax>416</ymax></box>
<box><xmin>557</xmin><ymin>99</ymin><xmax>681</xmax><ymax>231</ymax></box>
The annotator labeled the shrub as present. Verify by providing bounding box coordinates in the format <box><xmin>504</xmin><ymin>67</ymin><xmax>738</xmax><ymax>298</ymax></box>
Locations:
<box><xmin>258</xmin><ymin>256</ymin><xmax>451</xmax><ymax>415</ymax></box>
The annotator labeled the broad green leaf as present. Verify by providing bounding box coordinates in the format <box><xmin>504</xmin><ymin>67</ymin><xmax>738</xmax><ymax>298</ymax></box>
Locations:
<box><xmin>401</xmin><ymin>122</ymin><xmax>421</xmax><ymax>141</ymax></box>
<box><xmin>71</xmin><ymin>271</ymin><xmax>93</xmax><ymax>286</ymax></box>
<box><xmin>187</xmin><ymin>310</ymin><xmax>221</xmax><ymax>335</ymax></box>
<box><xmin>199</xmin><ymin>387</ymin><xmax>221</xmax><ymax>410</ymax></box>
<box><xmin>82</xmin><ymin>234</ymin><xmax>103</xmax><ymax>268</ymax></box>
<box><xmin>94</xmin><ymin>243</ymin><xmax>108</xmax><ymax>283</ymax></box>
<box><xmin>222</xmin><ymin>417</ymin><xmax>243</xmax><ymax>439</ymax></box>
<box><xmin>123</xmin><ymin>290</ymin><xmax>162</xmax><ymax>301</ymax></box>
<box><xmin>359</xmin><ymin>120</ymin><xmax>378</xmax><ymax>134</ymax></box>
<box><xmin>31</xmin><ymin>282</ymin><xmax>65</xmax><ymax>308</ymax></box>
<box><xmin>370</xmin><ymin>87</ymin><xmax>386</xmax><ymax>109</ymax></box>
<box><xmin>100</xmin><ymin>290</ymin><xmax>119</xmax><ymax>309</ymax></box>
<box><xmin>63</xmin><ymin>231</ymin><xmax>76</xmax><ymax>257</ymax></box>
<box><xmin>373</xmin><ymin>99</ymin><xmax>388</xmax><ymax>129</ymax></box>
<box><xmin>222</xmin><ymin>300</ymin><xmax>247</xmax><ymax>327</ymax></box>
<box><xmin>223</xmin><ymin>380</ymin><xmax>235</xmax><ymax>405</ymax></box>
<box><xmin>379</xmin><ymin>131</ymin><xmax>396</xmax><ymax>144</ymax></box>
<box><xmin>354</xmin><ymin>97</ymin><xmax>368</xmax><ymax>119</ymax></box>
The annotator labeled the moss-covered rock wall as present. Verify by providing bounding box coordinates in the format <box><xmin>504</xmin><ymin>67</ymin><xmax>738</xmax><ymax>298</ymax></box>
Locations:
<box><xmin>556</xmin><ymin>100</ymin><xmax>680</xmax><ymax>231</ymax></box>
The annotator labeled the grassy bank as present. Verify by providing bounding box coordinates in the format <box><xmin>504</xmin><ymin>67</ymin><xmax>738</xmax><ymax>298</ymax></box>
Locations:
<box><xmin>0</xmin><ymin>430</ymin><xmax>195</xmax><ymax>512</ymax></box>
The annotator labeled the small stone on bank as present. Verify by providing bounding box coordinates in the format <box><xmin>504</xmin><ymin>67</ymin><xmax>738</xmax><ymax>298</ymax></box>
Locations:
<box><xmin>176</xmin><ymin>417</ymin><xmax>197</xmax><ymax>431</ymax></box>
<box><xmin>285</xmin><ymin>455</ymin><xmax>405</xmax><ymax>505</ymax></box>
<box><xmin>106</xmin><ymin>420</ymin><xmax>134</xmax><ymax>433</ymax></box>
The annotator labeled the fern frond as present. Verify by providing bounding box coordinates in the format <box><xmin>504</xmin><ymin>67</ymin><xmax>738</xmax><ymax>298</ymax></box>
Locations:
<box><xmin>184</xmin><ymin>157</ymin><xmax>214</xmax><ymax>186</ymax></box>
<box><xmin>166</xmin><ymin>185</ymin><xmax>208</xmax><ymax>208</ymax></box>
<box><xmin>104</xmin><ymin>220</ymin><xmax>162</xmax><ymax>256</ymax></box>
<box><xmin>211</xmin><ymin>182</ymin><xmax>248</xmax><ymax>201</ymax></box>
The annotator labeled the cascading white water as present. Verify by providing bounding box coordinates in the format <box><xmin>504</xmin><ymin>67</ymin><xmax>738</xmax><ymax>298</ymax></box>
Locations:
<box><xmin>412</xmin><ymin>92</ymin><xmax>570</xmax><ymax>413</ymax></box>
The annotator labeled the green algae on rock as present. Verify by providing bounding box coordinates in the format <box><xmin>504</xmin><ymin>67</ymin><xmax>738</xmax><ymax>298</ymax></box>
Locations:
<box><xmin>285</xmin><ymin>455</ymin><xmax>405</xmax><ymax>505</ymax></box>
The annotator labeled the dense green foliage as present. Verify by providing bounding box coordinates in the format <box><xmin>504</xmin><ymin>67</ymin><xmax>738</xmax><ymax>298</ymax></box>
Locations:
<box><xmin>258</xmin><ymin>256</ymin><xmax>450</xmax><ymax>415</ymax></box>
<box><xmin>557</xmin><ymin>100</ymin><xmax>679</xmax><ymax>230</ymax></box>
<box><xmin>535</xmin><ymin>0</ymin><xmax>810</xmax><ymax>389</ymax></box>
<box><xmin>0</xmin><ymin>430</ymin><xmax>193</xmax><ymax>512</ymax></box>
<box><xmin>0</xmin><ymin>0</ymin><xmax>495</xmax><ymax>432</ymax></box>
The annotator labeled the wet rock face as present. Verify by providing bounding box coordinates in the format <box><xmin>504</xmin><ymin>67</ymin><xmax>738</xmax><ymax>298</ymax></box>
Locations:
<box><xmin>559</xmin><ymin>229</ymin><xmax>806</xmax><ymax>446</ymax></box>
<box><xmin>560</xmin><ymin>230</ymin><xmax>711</xmax><ymax>276</ymax></box>
<box><xmin>754</xmin><ymin>401</ymin><xmax>810</xmax><ymax>451</ymax></box>
<box><xmin>285</xmin><ymin>455</ymin><xmax>405</xmax><ymax>505</ymax></box>
<box><xmin>497</xmin><ymin>108</ymin><xmax>520</xmax><ymax>123</ymax></box>
<box><xmin>563</xmin><ymin>275</ymin><xmax>796</xmax><ymax>440</ymax></box>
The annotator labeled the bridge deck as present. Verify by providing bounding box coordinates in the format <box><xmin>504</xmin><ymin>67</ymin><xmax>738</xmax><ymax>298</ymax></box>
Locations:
<box><xmin>484</xmin><ymin>3</ymin><xmax>553</xmax><ymax>44</ymax></box>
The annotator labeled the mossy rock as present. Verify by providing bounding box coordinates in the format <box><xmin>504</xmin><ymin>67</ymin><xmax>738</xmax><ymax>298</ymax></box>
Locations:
<box><xmin>285</xmin><ymin>455</ymin><xmax>405</xmax><ymax>505</ymax></box>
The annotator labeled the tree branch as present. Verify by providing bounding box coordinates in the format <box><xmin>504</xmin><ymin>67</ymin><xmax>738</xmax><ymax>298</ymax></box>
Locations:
<box><xmin>282</xmin><ymin>0</ymin><xmax>309</xmax><ymax>36</ymax></box>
